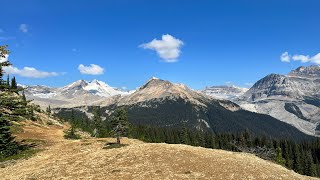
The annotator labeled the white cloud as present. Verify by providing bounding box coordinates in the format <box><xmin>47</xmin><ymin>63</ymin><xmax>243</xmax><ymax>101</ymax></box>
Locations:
<box><xmin>292</xmin><ymin>54</ymin><xmax>310</xmax><ymax>63</ymax></box>
<box><xmin>310</xmin><ymin>53</ymin><xmax>320</xmax><ymax>64</ymax></box>
<box><xmin>0</xmin><ymin>54</ymin><xmax>8</xmax><ymax>63</ymax></box>
<box><xmin>280</xmin><ymin>52</ymin><xmax>320</xmax><ymax>64</ymax></box>
<box><xmin>3</xmin><ymin>66</ymin><xmax>59</xmax><ymax>78</ymax></box>
<box><xmin>139</xmin><ymin>34</ymin><xmax>184</xmax><ymax>62</ymax></box>
<box><xmin>19</xmin><ymin>24</ymin><xmax>28</xmax><ymax>33</ymax></box>
<box><xmin>78</xmin><ymin>64</ymin><xmax>104</xmax><ymax>75</ymax></box>
<box><xmin>280</xmin><ymin>52</ymin><xmax>290</xmax><ymax>62</ymax></box>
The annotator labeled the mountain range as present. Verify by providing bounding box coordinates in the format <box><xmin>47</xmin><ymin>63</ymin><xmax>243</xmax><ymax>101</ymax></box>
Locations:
<box><xmin>22</xmin><ymin>65</ymin><xmax>320</xmax><ymax>138</ymax></box>
<box><xmin>22</xmin><ymin>79</ymin><xmax>132</xmax><ymax>108</ymax></box>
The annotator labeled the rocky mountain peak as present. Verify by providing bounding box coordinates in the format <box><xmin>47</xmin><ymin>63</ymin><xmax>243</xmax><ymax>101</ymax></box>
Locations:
<box><xmin>140</xmin><ymin>77</ymin><xmax>172</xmax><ymax>90</ymax></box>
<box><xmin>118</xmin><ymin>77</ymin><xmax>208</xmax><ymax>107</ymax></box>
<box><xmin>243</xmin><ymin>65</ymin><xmax>320</xmax><ymax>102</ymax></box>
<box><xmin>288</xmin><ymin>65</ymin><xmax>320</xmax><ymax>78</ymax></box>
<box><xmin>63</xmin><ymin>79</ymin><xmax>88</xmax><ymax>90</ymax></box>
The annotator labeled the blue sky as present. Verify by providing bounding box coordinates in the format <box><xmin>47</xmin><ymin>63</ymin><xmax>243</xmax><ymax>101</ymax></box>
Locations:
<box><xmin>1</xmin><ymin>0</ymin><xmax>320</xmax><ymax>90</ymax></box>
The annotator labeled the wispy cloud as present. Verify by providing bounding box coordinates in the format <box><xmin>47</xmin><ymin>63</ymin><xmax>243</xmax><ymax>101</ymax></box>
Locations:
<box><xmin>280</xmin><ymin>52</ymin><xmax>320</xmax><ymax>64</ymax></box>
<box><xmin>139</xmin><ymin>34</ymin><xmax>184</xmax><ymax>62</ymax></box>
<box><xmin>19</xmin><ymin>24</ymin><xmax>28</xmax><ymax>33</ymax></box>
<box><xmin>280</xmin><ymin>52</ymin><xmax>290</xmax><ymax>62</ymax></box>
<box><xmin>3</xmin><ymin>66</ymin><xmax>60</xmax><ymax>78</ymax></box>
<box><xmin>78</xmin><ymin>64</ymin><xmax>104</xmax><ymax>75</ymax></box>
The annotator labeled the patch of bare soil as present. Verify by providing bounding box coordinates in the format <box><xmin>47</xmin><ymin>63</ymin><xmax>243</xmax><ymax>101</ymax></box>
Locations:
<box><xmin>0</xmin><ymin>122</ymin><xmax>317</xmax><ymax>180</ymax></box>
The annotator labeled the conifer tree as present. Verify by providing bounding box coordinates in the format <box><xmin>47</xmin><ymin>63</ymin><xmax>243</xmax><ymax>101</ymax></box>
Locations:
<box><xmin>46</xmin><ymin>105</ymin><xmax>51</xmax><ymax>120</ymax></box>
<box><xmin>0</xmin><ymin>45</ymin><xmax>20</xmax><ymax>158</ymax></box>
<box><xmin>0</xmin><ymin>114</ymin><xmax>18</xmax><ymax>158</ymax></box>
<box><xmin>69</xmin><ymin>110</ymin><xmax>77</xmax><ymax>138</ymax></box>
<box><xmin>293</xmin><ymin>144</ymin><xmax>302</xmax><ymax>173</ymax></box>
<box><xmin>111</xmin><ymin>108</ymin><xmax>129</xmax><ymax>144</ymax></box>
<box><xmin>64</xmin><ymin>110</ymin><xmax>80</xmax><ymax>139</ymax></box>
<box><xmin>6</xmin><ymin>74</ymin><xmax>10</xmax><ymax>89</ymax></box>
<box><xmin>92</xmin><ymin>106</ymin><xmax>102</xmax><ymax>137</ymax></box>
<box><xmin>46</xmin><ymin>105</ymin><xmax>51</xmax><ymax>114</ymax></box>
<box><xmin>181</xmin><ymin>123</ymin><xmax>190</xmax><ymax>145</ymax></box>
<box><xmin>275</xmin><ymin>145</ymin><xmax>286</xmax><ymax>166</ymax></box>
<box><xmin>11</xmin><ymin>76</ymin><xmax>17</xmax><ymax>90</ymax></box>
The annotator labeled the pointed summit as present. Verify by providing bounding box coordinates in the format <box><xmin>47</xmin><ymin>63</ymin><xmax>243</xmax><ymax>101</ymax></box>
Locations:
<box><xmin>63</xmin><ymin>79</ymin><xmax>87</xmax><ymax>90</ymax></box>
<box><xmin>119</xmin><ymin>77</ymin><xmax>208</xmax><ymax>106</ymax></box>
<box><xmin>91</xmin><ymin>79</ymin><xmax>99</xmax><ymax>84</ymax></box>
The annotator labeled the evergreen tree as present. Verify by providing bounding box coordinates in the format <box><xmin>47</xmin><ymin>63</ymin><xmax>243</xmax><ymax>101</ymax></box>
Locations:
<box><xmin>92</xmin><ymin>106</ymin><xmax>102</xmax><ymax>137</ymax></box>
<box><xmin>0</xmin><ymin>114</ymin><xmax>18</xmax><ymax>158</ymax></box>
<box><xmin>275</xmin><ymin>145</ymin><xmax>286</xmax><ymax>166</ymax></box>
<box><xmin>70</xmin><ymin>109</ymin><xmax>75</xmax><ymax>125</ymax></box>
<box><xmin>22</xmin><ymin>91</ymin><xmax>27</xmax><ymax>106</ymax></box>
<box><xmin>46</xmin><ymin>105</ymin><xmax>51</xmax><ymax>120</ymax></box>
<box><xmin>304</xmin><ymin>151</ymin><xmax>314</xmax><ymax>176</ymax></box>
<box><xmin>110</xmin><ymin>108</ymin><xmax>129</xmax><ymax>144</ymax></box>
<box><xmin>0</xmin><ymin>45</ymin><xmax>19</xmax><ymax>158</ymax></box>
<box><xmin>181</xmin><ymin>123</ymin><xmax>189</xmax><ymax>145</ymax></box>
<box><xmin>293</xmin><ymin>144</ymin><xmax>302</xmax><ymax>174</ymax></box>
<box><xmin>10</xmin><ymin>76</ymin><xmax>17</xmax><ymax>90</ymax></box>
<box><xmin>6</xmin><ymin>74</ymin><xmax>10</xmax><ymax>89</ymax></box>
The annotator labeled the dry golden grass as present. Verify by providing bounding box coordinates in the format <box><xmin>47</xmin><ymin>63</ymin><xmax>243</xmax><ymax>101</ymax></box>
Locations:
<box><xmin>0</xmin><ymin>122</ymin><xmax>317</xmax><ymax>180</ymax></box>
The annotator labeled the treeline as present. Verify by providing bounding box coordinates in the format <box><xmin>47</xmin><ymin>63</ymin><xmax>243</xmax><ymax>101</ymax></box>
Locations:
<box><xmin>56</xmin><ymin>108</ymin><xmax>320</xmax><ymax>178</ymax></box>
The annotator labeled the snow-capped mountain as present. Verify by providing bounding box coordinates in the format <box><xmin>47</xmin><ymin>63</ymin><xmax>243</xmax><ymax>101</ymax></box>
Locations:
<box><xmin>202</xmin><ymin>85</ymin><xmax>248</xmax><ymax>101</ymax></box>
<box><xmin>59</xmin><ymin>79</ymin><xmax>131</xmax><ymax>98</ymax></box>
<box><xmin>238</xmin><ymin>65</ymin><xmax>320</xmax><ymax>136</ymax></box>
<box><xmin>23</xmin><ymin>79</ymin><xmax>132</xmax><ymax>108</ymax></box>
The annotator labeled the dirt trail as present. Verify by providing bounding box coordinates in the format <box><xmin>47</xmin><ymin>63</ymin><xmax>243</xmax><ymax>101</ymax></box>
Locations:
<box><xmin>0</xmin><ymin>122</ymin><xmax>317</xmax><ymax>180</ymax></box>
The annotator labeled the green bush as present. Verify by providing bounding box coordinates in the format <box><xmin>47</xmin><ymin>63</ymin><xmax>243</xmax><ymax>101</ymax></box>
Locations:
<box><xmin>64</xmin><ymin>127</ymin><xmax>81</xmax><ymax>139</ymax></box>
